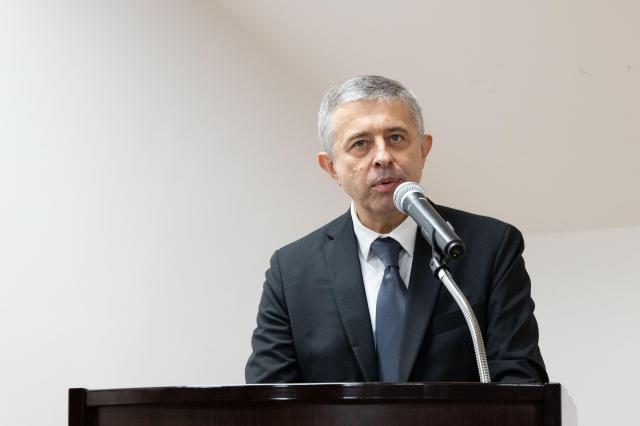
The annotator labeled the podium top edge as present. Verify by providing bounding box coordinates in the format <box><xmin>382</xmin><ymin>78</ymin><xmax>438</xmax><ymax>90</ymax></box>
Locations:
<box><xmin>69</xmin><ymin>382</ymin><xmax>560</xmax><ymax>407</ymax></box>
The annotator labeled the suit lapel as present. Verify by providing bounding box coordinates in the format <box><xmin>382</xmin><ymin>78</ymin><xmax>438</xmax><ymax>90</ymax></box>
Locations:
<box><xmin>324</xmin><ymin>213</ymin><xmax>378</xmax><ymax>381</ymax></box>
<box><xmin>399</xmin><ymin>230</ymin><xmax>443</xmax><ymax>381</ymax></box>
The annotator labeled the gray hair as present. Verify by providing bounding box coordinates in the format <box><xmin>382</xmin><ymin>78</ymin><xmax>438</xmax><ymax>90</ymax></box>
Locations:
<box><xmin>317</xmin><ymin>75</ymin><xmax>424</xmax><ymax>156</ymax></box>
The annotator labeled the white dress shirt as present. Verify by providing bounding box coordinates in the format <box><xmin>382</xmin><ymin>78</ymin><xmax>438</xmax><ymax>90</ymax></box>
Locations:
<box><xmin>350</xmin><ymin>203</ymin><xmax>418</xmax><ymax>337</ymax></box>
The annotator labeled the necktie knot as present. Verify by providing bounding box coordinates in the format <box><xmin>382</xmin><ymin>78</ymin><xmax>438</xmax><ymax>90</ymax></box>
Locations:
<box><xmin>370</xmin><ymin>237</ymin><xmax>402</xmax><ymax>268</ymax></box>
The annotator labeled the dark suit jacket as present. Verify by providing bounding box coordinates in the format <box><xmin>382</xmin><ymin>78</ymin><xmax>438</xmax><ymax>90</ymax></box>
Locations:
<box><xmin>245</xmin><ymin>205</ymin><xmax>548</xmax><ymax>383</ymax></box>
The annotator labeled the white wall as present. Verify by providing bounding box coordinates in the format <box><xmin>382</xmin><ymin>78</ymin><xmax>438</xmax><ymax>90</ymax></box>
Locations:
<box><xmin>526</xmin><ymin>226</ymin><xmax>640</xmax><ymax>426</ymax></box>
<box><xmin>0</xmin><ymin>1</ymin><xmax>345</xmax><ymax>424</ymax></box>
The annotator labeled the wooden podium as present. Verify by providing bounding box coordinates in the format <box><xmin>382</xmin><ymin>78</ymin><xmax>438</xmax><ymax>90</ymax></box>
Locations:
<box><xmin>69</xmin><ymin>382</ymin><xmax>561</xmax><ymax>426</ymax></box>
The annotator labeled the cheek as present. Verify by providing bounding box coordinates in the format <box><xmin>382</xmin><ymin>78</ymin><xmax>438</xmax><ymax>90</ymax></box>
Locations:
<box><xmin>349</xmin><ymin>165</ymin><xmax>364</xmax><ymax>183</ymax></box>
<box><xmin>353</xmin><ymin>161</ymin><xmax>367</xmax><ymax>173</ymax></box>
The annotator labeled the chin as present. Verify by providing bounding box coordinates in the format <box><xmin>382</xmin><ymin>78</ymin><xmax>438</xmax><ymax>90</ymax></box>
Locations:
<box><xmin>370</xmin><ymin>200</ymin><xmax>399</xmax><ymax>216</ymax></box>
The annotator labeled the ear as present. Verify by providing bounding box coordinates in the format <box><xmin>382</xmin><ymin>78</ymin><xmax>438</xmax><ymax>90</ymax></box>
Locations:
<box><xmin>421</xmin><ymin>133</ymin><xmax>433</xmax><ymax>162</ymax></box>
<box><xmin>317</xmin><ymin>152</ymin><xmax>340</xmax><ymax>184</ymax></box>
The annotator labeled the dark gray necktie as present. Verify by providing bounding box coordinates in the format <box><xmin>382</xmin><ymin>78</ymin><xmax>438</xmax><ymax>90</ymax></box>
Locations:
<box><xmin>371</xmin><ymin>237</ymin><xmax>407</xmax><ymax>382</ymax></box>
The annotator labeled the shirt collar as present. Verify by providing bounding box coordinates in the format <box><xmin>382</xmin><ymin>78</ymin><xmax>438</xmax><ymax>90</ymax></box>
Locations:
<box><xmin>350</xmin><ymin>202</ymin><xmax>417</xmax><ymax>260</ymax></box>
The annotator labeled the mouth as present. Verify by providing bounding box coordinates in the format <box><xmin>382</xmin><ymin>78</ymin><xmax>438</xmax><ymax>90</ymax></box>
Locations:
<box><xmin>371</xmin><ymin>177</ymin><xmax>403</xmax><ymax>193</ymax></box>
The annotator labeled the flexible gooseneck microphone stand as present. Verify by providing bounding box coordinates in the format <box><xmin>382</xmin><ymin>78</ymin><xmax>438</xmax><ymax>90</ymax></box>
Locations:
<box><xmin>425</xmin><ymin>227</ymin><xmax>491</xmax><ymax>383</ymax></box>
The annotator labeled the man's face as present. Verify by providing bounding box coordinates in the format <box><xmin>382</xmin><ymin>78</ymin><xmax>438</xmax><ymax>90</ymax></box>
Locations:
<box><xmin>318</xmin><ymin>100</ymin><xmax>431</xmax><ymax>227</ymax></box>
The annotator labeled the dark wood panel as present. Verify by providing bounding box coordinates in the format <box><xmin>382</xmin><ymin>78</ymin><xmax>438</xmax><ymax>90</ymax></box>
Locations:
<box><xmin>69</xmin><ymin>388</ymin><xmax>87</xmax><ymax>426</ymax></box>
<box><xmin>90</xmin><ymin>400</ymin><xmax>543</xmax><ymax>426</ymax></box>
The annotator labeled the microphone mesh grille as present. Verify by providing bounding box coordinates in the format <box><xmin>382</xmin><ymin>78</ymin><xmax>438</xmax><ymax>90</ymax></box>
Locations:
<box><xmin>393</xmin><ymin>182</ymin><xmax>424</xmax><ymax>211</ymax></box>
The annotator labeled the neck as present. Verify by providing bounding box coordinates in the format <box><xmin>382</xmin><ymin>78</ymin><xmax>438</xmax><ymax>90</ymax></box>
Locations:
<box><xmin>356</xmin><ymin>208</ymin><xmax>406</xmax><ymax>234</ymax></box>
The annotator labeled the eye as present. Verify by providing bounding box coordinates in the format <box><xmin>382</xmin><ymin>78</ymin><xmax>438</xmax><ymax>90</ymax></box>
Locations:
<box><xmin>352</xmin><ymin>139</ymin><xmax>367</xmax><ymax>149</ymax></box>
<box><xmin>389</xmin><ymin>134</ymin><xmax>404</xmax><ymax>143</ymax></box>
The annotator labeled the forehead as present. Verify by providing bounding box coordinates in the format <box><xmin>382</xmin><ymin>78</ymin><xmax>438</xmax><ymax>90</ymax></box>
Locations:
<box><xmin>331</xmin><ymin>100</ymin><xmax>418</xmax><ymax>140</ymax></box>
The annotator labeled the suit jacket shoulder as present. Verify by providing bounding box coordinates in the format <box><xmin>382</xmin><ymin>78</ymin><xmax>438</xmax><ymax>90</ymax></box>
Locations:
<box><xmin>272</xmin><ymin>211</ymin><xmax>352</xmax><ymax>289</ymax></box>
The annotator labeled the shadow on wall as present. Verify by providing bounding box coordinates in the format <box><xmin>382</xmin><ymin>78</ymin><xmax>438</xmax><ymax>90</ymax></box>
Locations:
<box><xmin>562</xmin><ymin>385</ymin><xmax>577</xmax><ymax>426</ymax></box>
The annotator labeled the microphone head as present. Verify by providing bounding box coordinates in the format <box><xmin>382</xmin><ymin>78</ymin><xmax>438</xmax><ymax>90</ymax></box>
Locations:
<box><xmin>393</xmin><ymin>182</ymin><xmax>424</xmax><ymax>212</ymax></box>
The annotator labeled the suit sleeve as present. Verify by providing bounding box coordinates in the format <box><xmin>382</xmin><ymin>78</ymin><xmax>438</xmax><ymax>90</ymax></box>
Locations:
<box><xmin>245</xmin><ymin>250</ymin><xmax>302</xmax><ymax>383</ymax></box>
<box><xmin>485</xmin><ymin>225</ymin><xmax>549</xmax><ymax>383</ymax></box>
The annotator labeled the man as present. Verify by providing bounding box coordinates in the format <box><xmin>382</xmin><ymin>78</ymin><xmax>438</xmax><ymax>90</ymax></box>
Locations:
<box><xmin>245</xmin><ymin>75</ymin><xmax>548</xmax><ymax>383</ymax></box>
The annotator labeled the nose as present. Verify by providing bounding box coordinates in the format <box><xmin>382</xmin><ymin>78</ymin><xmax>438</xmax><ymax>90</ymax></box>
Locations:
<box><xmin>373</xmin><ymin>139</ymin><xmax>393</xmax><ymax>168</ymax></box>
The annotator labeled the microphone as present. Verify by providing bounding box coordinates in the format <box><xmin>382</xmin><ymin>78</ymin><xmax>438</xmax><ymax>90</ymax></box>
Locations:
<box><xmin>393</xmin><ymin>182</ymin><xmax>465</xmax><ymax>259</ymax></box>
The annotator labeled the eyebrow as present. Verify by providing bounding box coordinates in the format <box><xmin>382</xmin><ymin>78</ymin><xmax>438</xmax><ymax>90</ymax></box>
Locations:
<box><xmin>344</xmin><ymin>126</ymin><xmax>410</xmax><ymax>143</ymax></box>
<box><xmin>344</xmin><ymin>131</ymin><xmax>370</xmax><ymax>142</ymax></box>
<box><xmin>385</xmin><ymin>126</ymin><xmax>410</xmax><ymax>135</ymax></box>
